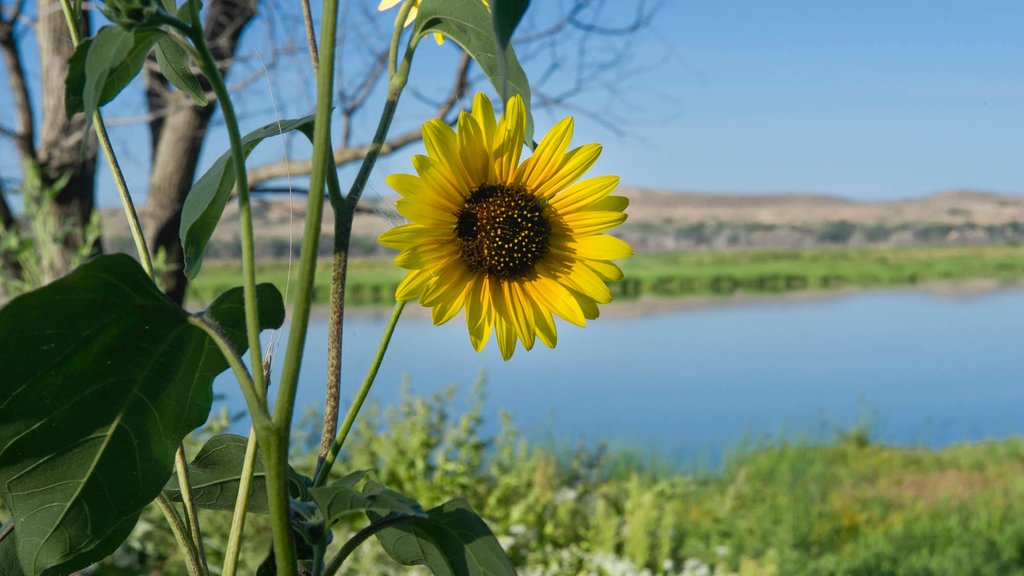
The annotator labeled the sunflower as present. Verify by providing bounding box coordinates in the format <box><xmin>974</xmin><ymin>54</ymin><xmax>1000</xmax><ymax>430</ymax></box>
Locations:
<box><xmin>377</xmin><ymin>0</ymin><xmax>491</xmax><ymax>45</ymax></box>
<box><xmin>379</xmin><ymin>93</ymin><xmax>632</xmax><ymax>360</ymax></box>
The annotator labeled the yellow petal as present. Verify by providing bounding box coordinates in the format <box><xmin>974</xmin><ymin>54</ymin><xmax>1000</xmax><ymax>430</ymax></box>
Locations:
<box><xmin>431</xmin><ymin>291</ymin><xmax>465</xmax><ymax>325</ymax></box>
<box><xmin>583</xmin><ymin>259</ymin><xmax>624</xmax><ymax>282</ymax></box>
<box><xmin>562</xmin><ymin>264</ymin><xmax>612</xmax><ymax>304</ymax></box>
<box><xmin>559</xmin><ymin>211</ymin><xmax>628</xmax><ymax>236</ymax></box>
<box><xmin>571</xmin><ymin>289</ymin><xmax>601</xmax><ymax>320</ymax></box>
<box><xmin>504</xmin><ymin>282</ymin><xmax>536</xmax><ymax>351</ymax></box>
<box><xmin>569</xmin><ymin>234</ymin><xmax>633</xmax><ymax>260</ymax></box>
<box><xmin>395</xmin><ymin>269</ymin><xmax>431</xmax><ymax>301</ymax></box>
<box><xmin>457</xmin><ymin>111</ymin><xmax>491</xmax><ymax>185</ymax></box>
<box><xmin>396</xmin><ymin>196</ymin><xmax>457</xmax><ymax>227</ymax></box>
<box><xmin>528</xmin><ymin>273</ymin><xmax>586</xmax><ymax>327</ymax></box>
<box><xmin>394</xmin><ymin>242</ymin><xmax>455</xmax><ymax>269</ymax></box>
<box><xmin>385</xmin><ymin>173</ymin><xmax>428</xmax><ymax>197</ymax></box>
<box><xmin>420</xmin><ymin>262</ymin><xmax>473</xmax><ymax>306</ymax></box>
<box><xmin>471</xmin><ymin>93</ymin><xmax>497</xmax><ymax>151</ymax></box>
<box><xmin>378</xmin><ymin>223</ymin><xmax>450</xmax><ymax>250</ymax></box>
<box><xmin>549</xmin><ymin>175</ymin><xmax>620</xmax><ymax>213</ymax></box>
<box><xmin>589</xmin><ymin>195</ymin><xmax>629</xmax><ymax>212</ymax></box>
<box><xmin>532</xmin><ymin>143</ymin><xmax>602</xmax><ymax>199</ymax></box>
<box><xmin>514</xmin><ymin>116</ymin><xmax>573</xmax><ymax>191</ymax></box>
<box><xmin>423</xmin><ymin>119</ymin><xmax>475</xmax><ymax>192</ymax></box>
<box><xmin>433</xmin><ymin>32</ymin><xmax>445</xmax><ymax>44</ymax></box>
<box><xmin>494</xmin><ymin>315</ymin><xmax>517</xmax><ymax>360</ymax></box>
<box><xmin>522</xmin><ymin>287</ymin><xmax>557</xmax><ymax>348</ymax></box>
<box><xmin>410</xmin><ymin>155</ymin><xmax>469</xmax><ymax>210</ymax></box>
<box><xmin>493</xmin><ymin>95</ymin><xmax>526</xmax><ymax>183</ymax></box>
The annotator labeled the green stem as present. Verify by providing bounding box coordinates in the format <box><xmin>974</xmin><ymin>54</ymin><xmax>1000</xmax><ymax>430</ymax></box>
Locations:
<box><xmin>312</xmin><ymin>1</ymin><xmax>418</xmax><ymax>483</ymax></box>
<box><xmin>57</xmin><ymin>0</ymin><xmax>153</xmax><ymax>278</ymax></box>
<box><xmin>323</xmin><ymin>514</ymin><xmax>418</xmax><ymax>576</ymax></box>
<box><xmin>264</xmin><ymin>0</ymin><xmax>345</xmax><ymax>570</ymax></box>
<box><xmin>185</xmin><ymin>0</ymin><xmax>267</xmax><ymax>402</ymax></box>
<box><xmin>186</xmin><ymin>316</ymin><xmax>271</xmax><ymax>432</ymax></box>
<box><xmin>314</xmin><ymin>301</ymin><xmax>405</xmax><ymax>488</ymax></box>
<box><xmin>221</xmin><ymin>427</ymin><xmax>260</xmax><ymax>576</ymax></box>
<box><xmin>156</xmin><ymin>495</ymin><xmax>205</xmax><ymax>576</ymax></box>
<box><xmin>317</xmin><ymin>173</ymin><xmax>350</xmax><ymax>471</ymax></box>
<box><xmin>174</xmin><ymin>447</ymin><xmax>208</xmax><ymax>575</ymax></box>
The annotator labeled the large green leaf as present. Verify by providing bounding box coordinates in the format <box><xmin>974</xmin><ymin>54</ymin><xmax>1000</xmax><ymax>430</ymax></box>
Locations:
<box><xmin>180</xmin><ymin>115</ymin><xmax>317</xmax><ymax>279</ymax></box>
<box><xmin>490</xmin><ymin>0</ymin><xmax>528</xmax><ymax>51</ymax></box>
<box><xmin>414</xmin><ymin>0</ymin><xmax>534</xmax><ymax>144</ymax></box>
<box><xmin>0</xmin><ymin>255</ymin><xmax>283</xmax><ymax>575</ymax></box>
<box><xmin>370</xmin><ymin>498</ymin><xmax>515</xmax><ymax>576</ymax></box>
<box><xmin>309</xmin><ymin>479</ymin><xmax>425</xmax><ymax>528</ymax></box>
<box><xmin>0</xmin><ymin>529</ymin><xmax>26</xmax><ymax>576</ymax></box>
<box><xmin>65</xmin><ymin>26</ymin><xmax>162</xmax><ymax>119</ymax></box>
<box><xmin>490</xmin><ymin>0</ymin><xmax>529</xmax><ymax>94</ymax></box>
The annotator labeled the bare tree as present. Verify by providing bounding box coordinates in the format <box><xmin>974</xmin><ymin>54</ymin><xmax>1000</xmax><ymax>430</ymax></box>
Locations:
<box><xmin>1</xmin><ymin>0</ymin><xmax>98</xmax><ymax>258</ymax></box>
<box><xmin>0</xmin><ymin>0</ymin><xmax>661</xmax><ymax>301</ymax></box>
<box><xmin>142</xmin><ymin>0</ymin><xmax>260</xmax><ymax>303</ymax></box>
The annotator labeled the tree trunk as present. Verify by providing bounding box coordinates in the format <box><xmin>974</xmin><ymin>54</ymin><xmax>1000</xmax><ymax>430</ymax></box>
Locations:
<box><xmin>143</xmin><ymin>0</ymin><xmax>258</xmax><ymax>303</ymax></box>
<box><xmin>36</xmin><ymin>0</ymin><xmax>98</xmax><ymax>254</ymax></box>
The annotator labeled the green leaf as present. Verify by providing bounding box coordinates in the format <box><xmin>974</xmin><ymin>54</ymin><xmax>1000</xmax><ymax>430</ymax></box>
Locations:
<box><xmin>309</xmin><ymin>479</ymin><xmax>425</xmax><ymax>528</ymax></box>
<box><xmin>490</xmin><ymin>0</ymin><xmax>529</xmax><ymax>97</ymax></box>
<box><xmin>163</xmin><ymin>433</ymin><xmax>309</xmax><ymax>514</ymax></box>
<box><xmin>0</xmin><ymin>255</ymin><xmax>283</xmax><ymax>575</ymax></box>
<box><xmin>414</xmin><ymin>0</ymin><xmax>534</xmax><ymax>144</ymax></box>
<box><xmin>198</xmin><ymin>282</ymin><xmax>286</xmax><ymax>352</ymax></box>
<box><xmin>0</xmin><ymin>529</ymin><xmax>26</xmax><ymax>576</ymax></box>
<box><xmin>66</xmin><ymin>26</ymin><xmax>162</xmax><ymax>119</ymax></box>
<box><xmin>180</xmin><ymin>115</ymin><xmax>317</xmax><ymax>279</ymax></box>
<box><xmin>163</xmin><ymin>434</ymin><xmax>268</xmax><ymax>512</ymax></box>
<box><xmin>490</xmin><ymin>0</ymin><xmax>528</xmax><ymax>51</ymax></box>
<box><xmin>155</xmin><ymin>36</ymin><xmax>208</xmax><ymax>105</ymax></box>
<box><xmin>370</xmin><ymin>498</ymin><xmax>515</xmax><ymax>576</ymax></box>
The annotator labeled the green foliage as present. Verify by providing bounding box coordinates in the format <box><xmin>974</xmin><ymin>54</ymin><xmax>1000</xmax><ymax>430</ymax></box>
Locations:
<box><xmin>414</xmin><ymin>0</ymin><xmax>534</xmax><ymax>143</ymax></box>
<box><xmin>155</xmin><ymin>36</ymin><xmax>207</xmax><ymax>105</ymax></box>
<box><xmin>370</xmin><ymin>498</ymin><xmax>517</xmax><ymax>576</ymax></box>
<box><xmin>310</xmin><ymin>478</ymin><xmax>425</xmax><ymax>528</ymax></box>
<box><xmin>0</xmin><ymin>172</ymin><xmax>100</xmax><ymax>301</ymax></box>
<box><xmin>65</xmin><ymin>26</ymin><xmax>162</xmax><ymax>123</ymax></box>
<box><xmin>179</xmin><ymin>115</ymin><xmax>316</xmax><ymax>280</ymax></box>
<box><xmin>163</xmin><ymin>434</ymin><xmax>272</xmax><ymax>513</ymax></box>
<box><xmin>0</xmin><ymin>256</ymin><xmax>283</xmax><ymax>574</ymax></box>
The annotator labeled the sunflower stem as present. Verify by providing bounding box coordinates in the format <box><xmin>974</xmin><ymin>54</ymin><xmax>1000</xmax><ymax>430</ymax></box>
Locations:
<box><xmin>266</xmin><ymin>0</ymin><xmax>346</xmax><ymax>571</ymax></box>
<box><xmin>313</xmin><ymin>0</ymin><xmax>418</xmax><ymax>485</ymax></box>
<box><xmin>314</xmin><ymin>300</ymin><xmax>405</xmax><ymax>488</ymax></box>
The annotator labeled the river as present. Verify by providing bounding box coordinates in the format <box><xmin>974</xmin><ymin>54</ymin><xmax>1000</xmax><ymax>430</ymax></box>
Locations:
<box><xmin>214</xmin><ymin>283</ymin><xmax>1024</xmax><ymax>466</ymax></box>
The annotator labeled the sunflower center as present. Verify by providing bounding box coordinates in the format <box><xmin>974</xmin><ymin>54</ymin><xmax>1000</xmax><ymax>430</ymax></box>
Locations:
<box><xmin>455</xmin><ymin>184</ymin><xmax>550</xmax><ymax>280</ymax></box>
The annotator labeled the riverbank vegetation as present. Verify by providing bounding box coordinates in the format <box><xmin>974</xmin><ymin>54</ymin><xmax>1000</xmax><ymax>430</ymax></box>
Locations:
<box><xmin>22</xmin><ymin>383</ymin><xmax>1020</xmax><ymax>575</ymax></box>
<box><xmin>187</xmin><ymin>244</ymin><xmax>1024</xmax><ymax>305</ymax></box>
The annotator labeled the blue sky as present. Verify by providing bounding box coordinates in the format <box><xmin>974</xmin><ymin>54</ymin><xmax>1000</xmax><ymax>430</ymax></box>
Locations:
<box><xmin>1</xmin><ymin>0</ymin><xmax>1021</xmax><ymax>207</ymax></box>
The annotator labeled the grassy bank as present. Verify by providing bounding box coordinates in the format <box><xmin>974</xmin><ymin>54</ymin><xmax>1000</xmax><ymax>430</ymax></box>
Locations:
<box><xmin>188</xmin><ymin>244</ymin><xmax>1024</xmax><ymax>305</ymax></box>
<box><xmin>66</xmin><ymin>384</ymin><xmax>1024</xmax><ymax>575</ymax></box>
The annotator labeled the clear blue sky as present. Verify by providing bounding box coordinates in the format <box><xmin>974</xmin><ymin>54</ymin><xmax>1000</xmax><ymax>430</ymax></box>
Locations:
<box><xmin>1</xmin><ymin>0</ymin><xmax>1020</xmax><ymax>207</ymax></box>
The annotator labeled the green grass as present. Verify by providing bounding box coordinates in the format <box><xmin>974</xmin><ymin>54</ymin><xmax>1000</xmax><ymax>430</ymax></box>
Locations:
<box><xmin>187</xmin><ymin>244</ymin><xmax>1024</xmax><ymax>305</ymax></box>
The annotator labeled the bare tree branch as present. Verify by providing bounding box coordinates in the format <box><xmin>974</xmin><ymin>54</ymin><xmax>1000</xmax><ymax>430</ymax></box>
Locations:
<box><xmin>248</xmin><ymin>51</ymin><xmax>471</xmax><ymax>187</ymax></box>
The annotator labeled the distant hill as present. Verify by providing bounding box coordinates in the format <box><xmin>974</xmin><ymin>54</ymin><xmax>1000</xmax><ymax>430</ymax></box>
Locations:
<box><xmin>620</xmin><ymin>188</ymin><xmax>1024</xmax><ymax>226</ymax></box>
<box><xmin>101</xmin><ymin>188</ymin><xmax>1024</xmax><ymax>257</ymax></box>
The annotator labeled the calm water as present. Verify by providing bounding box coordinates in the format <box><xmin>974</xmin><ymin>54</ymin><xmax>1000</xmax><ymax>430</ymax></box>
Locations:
<box><xmin>215</xmin><ymin>286</ymin><xmax>1024</xmax><ymax>465</ymax></box>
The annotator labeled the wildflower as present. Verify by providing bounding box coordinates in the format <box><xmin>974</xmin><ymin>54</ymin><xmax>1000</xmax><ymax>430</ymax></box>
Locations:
<box><xmin>377</xmin><ymin>0</ymin><xmax>490</xmax><ymax>45</ymax></box>
<box><xmin>379</xmin><ymin>93</ymin><xmax>631</xmax><ymax>360</ymax></box>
